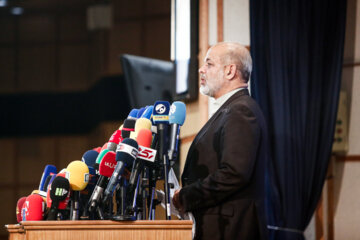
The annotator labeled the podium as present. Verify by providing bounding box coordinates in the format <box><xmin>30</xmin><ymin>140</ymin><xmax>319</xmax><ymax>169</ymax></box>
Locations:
<box><xmin>6</xmin><ymin>220</ymin><xmax>193</xmax><ymax>240</ymax></box>
<box><xmin>5</xmin><ymin>224</ymin><xmax>25</xmax><ymax>240</ymax></box>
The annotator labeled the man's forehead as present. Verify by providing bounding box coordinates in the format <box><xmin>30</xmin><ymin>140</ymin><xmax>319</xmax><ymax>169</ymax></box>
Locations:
<box><xmin>204</xmin><ymin>47</ymin><xmax>221</xmax><ymax>62</ymax></box>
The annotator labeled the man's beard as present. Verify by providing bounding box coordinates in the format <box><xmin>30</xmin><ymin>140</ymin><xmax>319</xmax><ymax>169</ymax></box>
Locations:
<box><xmin>199</xmin><ymin>84</ymin><xmax>212</xmax><ymax>97</ymax></box>
<box><xmin>199</xmin><ymin>72</ymin><xmax>224</xmax><ymax>97</ymax></box>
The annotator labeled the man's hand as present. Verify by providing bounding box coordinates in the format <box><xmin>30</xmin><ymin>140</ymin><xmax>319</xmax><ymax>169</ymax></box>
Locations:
<box><xmin>172</xmin><ymin>189</ymin><xmax>184</xmax><ymax>213</ymax></box>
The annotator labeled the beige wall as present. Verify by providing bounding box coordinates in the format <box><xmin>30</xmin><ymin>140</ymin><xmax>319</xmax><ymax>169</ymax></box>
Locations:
<box><xmin>334</xmin><ymin>0</ymin><xmax>360</xmax><ymax>239</ymax></box>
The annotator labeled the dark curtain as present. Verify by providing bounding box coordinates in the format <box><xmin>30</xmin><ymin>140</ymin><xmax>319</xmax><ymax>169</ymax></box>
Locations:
<box><xmin>250</xmin><ymin>0</ymin><xmax>347</xmax><ymax>239</ymax></box>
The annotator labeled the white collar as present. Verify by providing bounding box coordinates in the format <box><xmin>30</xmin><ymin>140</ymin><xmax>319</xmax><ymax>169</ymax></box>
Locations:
<box><xmin>209</xmin><ymin>88</ymin><xmax>245</xmax><ymax>117</ymax></box>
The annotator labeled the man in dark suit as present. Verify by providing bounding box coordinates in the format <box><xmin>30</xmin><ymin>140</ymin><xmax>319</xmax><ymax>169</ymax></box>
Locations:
<box><xmin>173</xmin><ymin>42</ymin><xmax>268</xmax><ymax>240</ymax></box>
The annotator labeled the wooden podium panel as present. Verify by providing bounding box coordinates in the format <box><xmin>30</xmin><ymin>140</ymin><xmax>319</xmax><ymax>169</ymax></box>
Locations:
<box><xmin>5</xmin><ymin>224</ymin><xmax>25</xmax><ymax>240</ymax></box>
<box><xmin>20</xmin><ymin>220</ymin><xmax>193</xmax><ymax>240</ymax></box>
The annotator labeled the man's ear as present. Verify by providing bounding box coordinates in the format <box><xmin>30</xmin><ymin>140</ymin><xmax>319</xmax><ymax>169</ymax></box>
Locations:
<box><xmin>225</xmin><ymin>64</ymin><xmax>237</xmax><ymax>80</ymax></box>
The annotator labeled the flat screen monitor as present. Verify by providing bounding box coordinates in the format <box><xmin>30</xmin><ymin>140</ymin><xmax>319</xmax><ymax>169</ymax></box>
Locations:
<box><xmin>121</xmin><ymin>54</ymin><xmax>176</xmax><ymax>109</ymax></box>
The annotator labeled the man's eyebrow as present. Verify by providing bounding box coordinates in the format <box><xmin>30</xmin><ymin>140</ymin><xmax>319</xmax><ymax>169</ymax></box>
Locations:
<box><xmin>205</xmin><ymin>58</ymin><xmax>212</xmax><ymax>62</ymax></box>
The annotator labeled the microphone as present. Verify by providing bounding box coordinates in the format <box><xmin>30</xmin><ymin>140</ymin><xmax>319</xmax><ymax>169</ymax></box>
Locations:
<box><xmin>141</xmin><ymin>106</ymin><xmax>153</xmax><ymax>119</ymax></box>
<box><xmin>82</xmin><ymin>150</ymin><xmax>99</xmax><ymax>168</ymax></box>
<box><xmin>152</xmin><ymin>101</ymin><xmax>171</xmax><ymax>220</ymax></box>
<box><xmin>66</xmin><ymin>160</ymin><xmax>89</xmax><ymax>220</ymax></box>
<box><xmin>94</xmin><ymin>149</ymin><xmax>110</xmax><ymax>172</ymax></box>
<box><xmin>31</xmin><ymin>190</ymin><xmax>47</xmax><ymax>202</ymax></box>
<box><xmin>129</xmin><ymin>118</ymin><xmax>152</xmax><ymax>140</ymax></box>
<box><xmin>39</xmin><ymin>165</ymin><xmax>57</xmax><ymax>191</ymax></box>
<box><xmin>46</xmin><ymin>171</ymin><xmax>71</xmax><ymax>212</ymax></box>
<box><xmin>23</xmin><ymin>194</ymin><xmax>45</xmax><ymax>221</ymax></box>
<box><xmin>107</xmin><ymin>130</ymin><xmax>122</xmax><ymax>152</ymax></box>
<box><xmin>128</xmin><ymin>109</ymin><xmax>139</xmax><ymax>119</ymax></box>
<box><xmin>152</xmin><ymin>101</ymin><xmax>170</xmax><ymax>153</ymax></box>
<box><xmin>43</xmin><ymin>173</ymin><xmax>55</xmax><ymax>192</ymax></box>
<box><xmin>46</xmin><ymin>176</ymin><xmax>70</xmax><ymax>220</ymax></box>
<box><xmin>93</xmin><ymin>147</ymin><xmax>102</xmax><ymax>153</ymax></box>
<box><xmin>88</xmin><ymin>151</ymin><xmax>117</xmax><ymax>213</ymax></box>
<box><xmin>67</xmin><ymin>160</ymin><xmax>89</xmax><ymax>191</ymax></box>
<box><xmin>93</xmin><ymin>130</ymin><xmax>121</xmax><ymax>171</ymax></box>
<box><xmin>124</xmin><ymin>129</ymin><xmax>153</xmax><ymax>218</ymax></box>
<box><xmin>16</xmin><ymin>197</ymin><xmax>26</xmax><ymax>223</ymax></box>
<box><xmin>121</xmin><ymin>119</ymin><xmax>136</xmax><ymax>139</ymax></box>
<box><xmin>168</xmin><ymin>101</ymin><xmax>186</xmax><ymax>161</ymax></box>
<box><xmin>94</xmin><ymin>129</ymin><xmax>121</xmax><ymax>171</ymax></box>
<box><xmin>136</xmin><ymin>107</ymin><xmax>147</xmax><ymax>118</ymax></box>
<box><xmin>82</xmin><ymin>166</ymin><xmax>97</xmax><ymax>196</ymax></box>
<box><xmin>102</xmin><ymin>138</ymin><xmax>139</xmax><ymax>204</ymax></box>
<box><xmin>80</xmin><ymin>166</ymin><xmax>97</xmax><ymax>219</ymax></box>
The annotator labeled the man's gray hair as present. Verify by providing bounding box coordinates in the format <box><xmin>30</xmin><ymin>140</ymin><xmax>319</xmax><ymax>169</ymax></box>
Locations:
<box><xmin>219</xmin><ymin>42</ymin><xmax>252</xmax><ymax>82</ymax></box>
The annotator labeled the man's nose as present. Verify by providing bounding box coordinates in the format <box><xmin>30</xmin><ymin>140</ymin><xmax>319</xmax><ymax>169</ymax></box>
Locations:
<box><xmin>199</xmin><ymin>65</ymin><xmax>205</xmax><ymax>74</ymax></box>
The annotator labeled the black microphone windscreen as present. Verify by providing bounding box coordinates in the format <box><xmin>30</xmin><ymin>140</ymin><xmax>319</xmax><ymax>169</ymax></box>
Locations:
<box><xmin>116</xmin><ymin>138</ymin><xmax>139</xmax><ymax>166</ymax></box>
<box><xmin>50</xmin><ymin>176</ymin><xmax>70</xmax><ymax>202</ymax></box>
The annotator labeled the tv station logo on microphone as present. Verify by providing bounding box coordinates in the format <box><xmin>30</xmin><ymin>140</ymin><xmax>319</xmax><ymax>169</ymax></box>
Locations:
<box><xmin>153</xmin><ymin>102</ymin><xmax>170</xmax><ymax>122</ymax></box>
<box><xmin>170</xmin><ymin>104</ymin><xmax>176</xmax><ymax>115</ymax></box>
<box><xmin>155</xmin><ymin>104</ymin><xmax>167</xmax><ymax>114</ymax></box>
<box><xmin>55</xmin><ymin>188</ymin><xmax>68</xmax><ymax>197</ymax></box>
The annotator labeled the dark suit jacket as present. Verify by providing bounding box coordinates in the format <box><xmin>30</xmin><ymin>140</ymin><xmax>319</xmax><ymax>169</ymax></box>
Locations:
<box><xmin>180</xmin><ymin>89</ymin><xmax>268</xmax><ymax>240</ymax></box>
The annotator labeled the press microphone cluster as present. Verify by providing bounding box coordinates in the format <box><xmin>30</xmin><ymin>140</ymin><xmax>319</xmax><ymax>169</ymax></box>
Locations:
<box><xmin>16</xmin><ymin>101</ymin><xmax>186</xmax><ymax>222</ymax></box>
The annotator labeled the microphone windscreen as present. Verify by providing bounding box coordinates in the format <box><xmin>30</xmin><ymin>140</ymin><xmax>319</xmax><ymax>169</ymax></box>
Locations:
<box><xmin>47</xmin><ymin>176</ymin><xmax>70</xmax><ymax>209</ymax></box>
<box><xmin>135</xmin><ymin>118</ymin><xmax>152</xmax><ymax>132</ymax></box>
<box><xmin>137</xmin><ymin>129</ymin><xmax>152</xmax><ymax>148</ymax></box>
<box><xmin>141</xmin><ymin>105</ymin><xmax>153</xmax><ymax>119</ymax></box>
<box><xmin>82</xmin><ymin>150</ymin><xmax>99</xmax><ymax>167</ymax></box>
<box><xmin>43</xmin><ymin>174</ymin><xmax>54</xmax><ymax>192</ymax></box>
<box><xmin>122</xmin><ymin>119</ymin><xmax>136</xmax><ymax>138</ymax></box>
<box><xmin>39</xmin><ymin>165</ymin><xmax>57</xmax><ymax>191</ymax></box>
<box><xmin>128</xmin><ymin>109</ymin><xmax>139</xmax><ymax>119</ymax></box>
<box><xmin>23</xmin><ymin>194</ymin><xmax>45</xmax><ymax>221</ymax></box>
<box><xmin>169</xmin><ymin>101</ymin><xmax>186</xmax><ymax>125</ymax></box>
<box><xmin>99</xmin><ymin>151</ymin><xmax>117</xmax><ymax>177</ymax></box>
<box><xmin>67</xmin><ymin>160</ymin><xmax>89</xmax><ymax>191</ymax></box>
<box><xmin>116</xmin><ymin>138</ymin><xmax>139</xmax><ymax>166</ymax></box>
<box><xmin>16</xmin><ymin>197</ymin><xmax>26</xmax><ymax>222</ymax></box>
<box><xmin>93</xmin><ymin>147</ymin><xmax>102</xmax><ymax>153</ymax></box>
<box><xmin>109</xmin><ymin>130</ymin><xmax>122</xmax><ymax>144</ymax></box>
<box><xmin>31</xmin><ymin>190</ymin><xmax>47</xmax><ymax>202</ymax></box>
<box><xmin>136</xmin><ymin>107</ymin><xmax>146</xmax><ymax>118</ymax></box>
<box><xmin>95</xmin><ymin>149</ymin><xmax>110</xmax><ymax>165</ymax></box>
<box><xmin>152</xmin><ymin>101</ymin><xmax>170</xmax><ymax>124</ymax></box>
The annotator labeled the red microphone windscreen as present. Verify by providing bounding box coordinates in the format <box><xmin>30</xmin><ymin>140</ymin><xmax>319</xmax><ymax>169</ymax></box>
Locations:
<box><xmin>136</xmin><ymin>129</ymin><xmax>152</xmax><ymax>147</ymax></box>
<box><xmin>16</xmin><ymin>197</ymin><xmax>26</xmax><ymax>223</ymax></box>
<box><xmin>99</xmin><ymin>151</ymin><xmax>117</xmax><ymax>177</ymax></box>
<box><xmin>93</xmin><ymin>147</ymin><xmax>102</xmax><ymax>153</ymax></box>
<box><xmin>23</xmin><ymin>194</ymin><xmax>45</xmax><ymax>221</ymax></box>
<box><xmin>109</xmin><ymin>130</ymin><xmax>122</xmax><ymax>144</ymax></box>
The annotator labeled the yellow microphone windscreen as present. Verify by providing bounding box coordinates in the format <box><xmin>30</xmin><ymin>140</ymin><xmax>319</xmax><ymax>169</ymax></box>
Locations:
<box><xmin>66</xmin><ymin>160</ymin><xmax>89</xmax><ymax>191</ymax></box>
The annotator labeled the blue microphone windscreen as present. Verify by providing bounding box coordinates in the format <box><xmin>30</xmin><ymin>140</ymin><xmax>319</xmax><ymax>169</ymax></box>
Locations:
<box><xmin>39</xmin><ymin>165</ymin><xmax>57</xmax><ymax>191</ymax></box>
<box><xmin>152</xmin><ymin>101</ymin><xmax>170</xmax><ymax>124</ymax></box>
<box><xmin>141</xmin><ymin>105</ymin><xmax>153</xmax><ymax>119</ymax></box>
<box><xmin>128</xmin><ymin>109</ymin><xmax>139</xmax><ymax>119</ymax></box>
<box><xmin>169</xmin><ymin>101</ymin><xmax>186</xmax><ymax>125</ymax></box>
<box><xmin>82</xmin><ymin>150</ymin><xmax>99</xmax><ymax>168</ymax></box>
<box><xmin>136</xmin><ymin>107</ymin><xmax>146</xmax><ymax>118</ymax></box>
